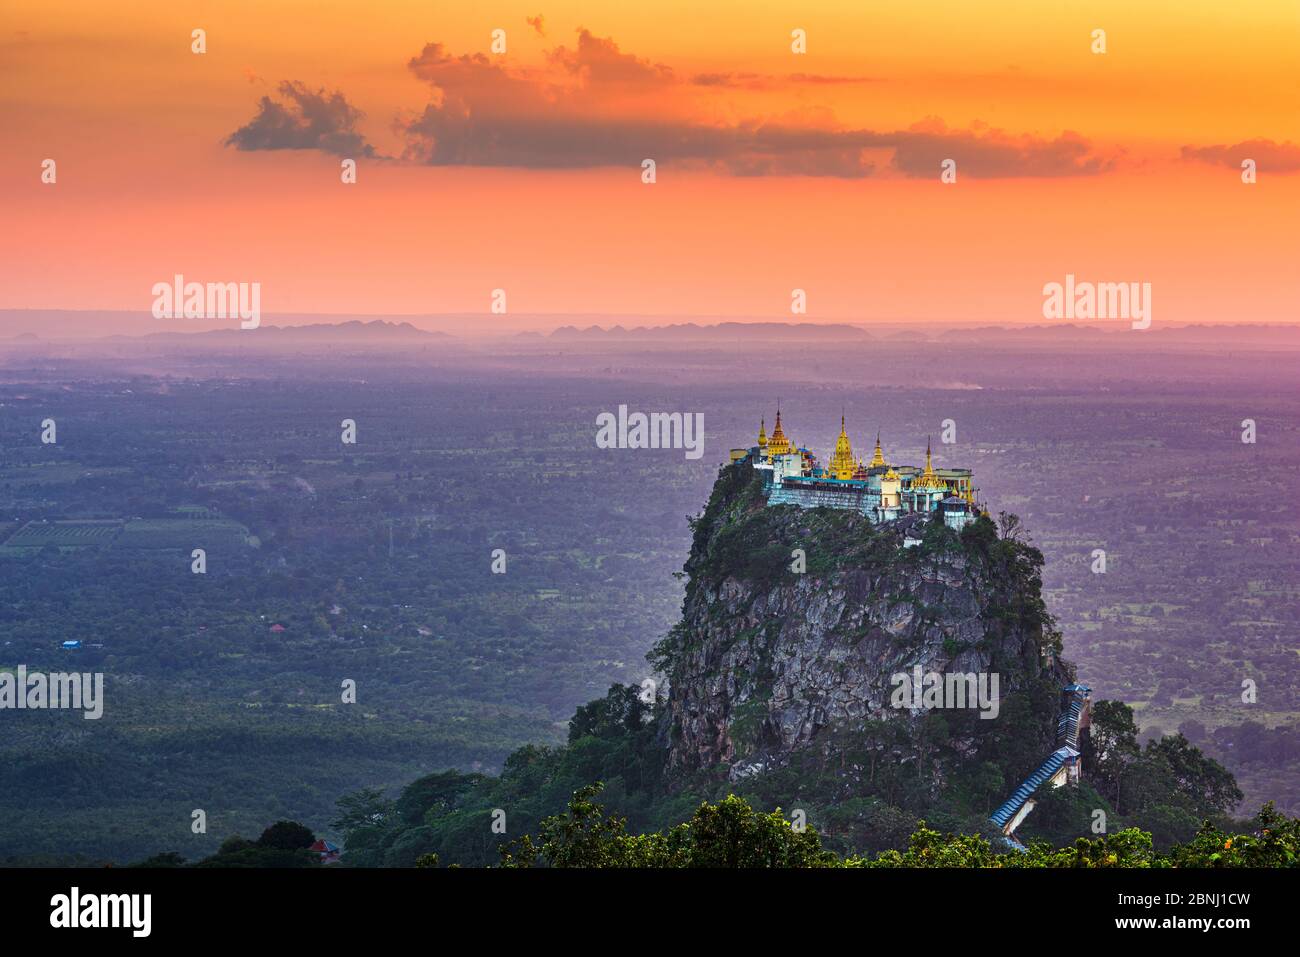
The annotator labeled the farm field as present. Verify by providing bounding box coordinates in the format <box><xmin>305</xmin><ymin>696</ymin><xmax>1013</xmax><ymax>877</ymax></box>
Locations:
<box><xmin>115</xmin><ymin>518</ymin><xmax>251</xmax><ymax>550</ymax></box>
<box><xmin>0</xmin><ymin>516</ymin><xmax>250</xmax><ymax>555</ymax></box>
<box><xmin>0</xmin><ymin>519</ymin><xmax>122</xmax><ymax>555</ymax></box>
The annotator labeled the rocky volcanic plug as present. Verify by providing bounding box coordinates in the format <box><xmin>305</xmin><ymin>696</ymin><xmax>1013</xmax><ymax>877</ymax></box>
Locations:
<box><xmin>654</xmin><ymin>462</ymin><xmax>1072</xmax><ymax>791</ymax></box>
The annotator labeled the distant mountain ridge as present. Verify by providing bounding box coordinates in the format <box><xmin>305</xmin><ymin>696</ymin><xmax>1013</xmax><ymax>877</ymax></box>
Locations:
<box><xmin>3</xmin><ymin>311</ymin><xmax>1297</xmax><ymax>348</ymax></box>
<box><xmin>547</xmin><ymin>321</ymin><xmax>873</xmax><ymax>342</ymax></box>
<box><xmin>127</xmin><ymin>320</ymin><xmax>453</xmax><ymax>342</ymax></box>
<box><xmin>0</xmin><ymin>311</ymin><xmax>458</xmax><ymax>343</ymax></box>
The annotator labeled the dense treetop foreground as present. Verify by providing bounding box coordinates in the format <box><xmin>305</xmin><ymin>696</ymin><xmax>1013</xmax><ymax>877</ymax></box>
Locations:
<box><xmin>310</xmin><ymin>684</ymin><xmax>1268</xmax><ymax>868</ymax></box>
<box><xmin>155</xmin><ymin>783</ymin><xmax>1298</xmax><ymax>868</ymax></box>
<box><xmin>498</xmin><ymin>787</ymin><xmax>1299</xmax><ymax>869</ymax></box>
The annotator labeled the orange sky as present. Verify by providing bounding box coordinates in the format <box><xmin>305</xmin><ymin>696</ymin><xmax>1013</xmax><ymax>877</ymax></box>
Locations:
<box><xmin>2</xmin><ymin>1</ymin><xmax>1297</xmax><ymax>333</ymax></box>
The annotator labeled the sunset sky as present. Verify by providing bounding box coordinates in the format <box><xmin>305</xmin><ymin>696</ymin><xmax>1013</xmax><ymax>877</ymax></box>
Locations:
<box><xmin>2</xmin><ymin>1</ymin><xmax>1297</xmax><ymax>334</ymax></box>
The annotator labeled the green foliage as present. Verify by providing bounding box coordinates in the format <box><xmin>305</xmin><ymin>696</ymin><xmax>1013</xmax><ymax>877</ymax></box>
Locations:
<box><xmin>504</xmin><ymin>788</ymin><xmax>1296</xmax><ymax>869</ymax></box>
<box><xmin>317</xmin><ymin>669</ymin><xmax>1268</xmax><ymax>869</ymax></box>
<box><xmin>683</xmin><ymin>463</ymin><xmax>897</xmax><ymax>593</ymax></box>
<box><xmin>959</xmin><ymin>514</ymin><xmax>998</xmax><ymax>553</ymax></box>
<box><xmin>332</xmin><ymin>684</ymin><xmax>672</xmax><ymax>868</ymax></box>
<box><xmin>568</xmin><ymin>684</ymin><xmax>652</xmax><ymax>743</ymax></box>
<box><xmin>1143</xmin><ymin>733</ymin><xmax>1242</xmax><ymax>815</ymax></box>
<box><xmin>1163</xmin><ymin>803</ymin><xmax>1299</xmax><ymax>868</ymax></box>
<box><xmin>500</xmin><ymin>785</ymin><xmax>836</xmax><ymax>868</ymax></box>
<box><xmin>258</xmin><ymin>820</ymin><xmax>316</xmax><ymax>850</ymax></box>
<box><xmin>331</xmin><ymin>787</ymin><xmax>396</xmax><ymax>833</ymax></box>
<box><xmin>499</xmin><ymin>784</ymin><xmax>676</xmax><ymax>868</ymax></box>
<box><xmin>395</xmin><ymin>771</ymin><xmax>486</xmax><ymax>827</ymax></box>
<box><xmin>1081</xmin><ymin>699</ymin><xmax>1242</xmax><ymax>846</ymax></box>
<box><xmin>1016</xmin><ymin>782</ymin><xmax>1112</xmax><ymax>847</ymax></box>
<box><xmin>127</xmin><ymin>851</ymin><xmax>186</xmax><ymax>868</ymax></box>
<box><xmin>134</xmin><ymin>790</ymin><xmax>1300</xmax><ymax>869</ymax></box>
<box><xmin>682</xmin><ymin>793</ymin><xmax>836</xmax><ymax>867</ymax></box>
<box><xmin>136</xmin><ymin>819</ymin><xmax>320</xmax><ymax>866</ymax></box>
<box><xmin>323</xmin><ymin>676</ymin><xmax>1264</xmax><ymax>867</ymax></box>
<box><xmin>170</xmin><ymin>820</ymin><xmax>321</xmax><ymax>868</ymax></box>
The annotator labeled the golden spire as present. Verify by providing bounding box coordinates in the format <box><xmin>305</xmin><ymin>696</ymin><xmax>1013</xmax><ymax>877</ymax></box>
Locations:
<box><xmin>915</xmin><ymin>437</ymin><xmax>944</xmax><ymax>489</ymax></box>
<box><xmin>767</xmin><ymin>403</ymin><xmax>791</xmax><ymax>455</ymax></box>
<box><xmin>828</xmin><ymin>412</ymin><xmax>856</xmax><ymax>480</ymax></box>
<box><xmin>758</xmin><ymin>418</ymin><xmax>768</xmax><ymax>450</ymax></box>
<box><xmin>868</xmin><ymin>430</ymin><xmax>886</xmax><ymax>468</ymax></box>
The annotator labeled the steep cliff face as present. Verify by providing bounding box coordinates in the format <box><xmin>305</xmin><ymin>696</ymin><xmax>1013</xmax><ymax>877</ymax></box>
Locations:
<box><xmin>653</xmin><ymin>462</ymin><xmax>1071</xmax><ymax>790</ymax></box>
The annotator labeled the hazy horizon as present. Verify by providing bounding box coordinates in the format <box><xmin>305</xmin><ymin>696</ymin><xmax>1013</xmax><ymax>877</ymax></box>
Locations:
<box><xmin>3</xmin><ymin>308</ymin><xmax>1299</xmax><ymax>342</ymax></box>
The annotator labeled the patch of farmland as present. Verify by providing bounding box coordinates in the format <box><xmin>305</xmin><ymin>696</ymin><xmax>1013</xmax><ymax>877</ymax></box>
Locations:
<box><xmin>115</xmin><ymin>518</ymin><xmax>251</xmax><ymax>550</ymax></box>
<box><xmin>0</xmin><ymin>519</ymin><xmax>124</xmax><ymax>555</ymax></box>
<box><xmin>0</xmin><ymin>465</ymin><xmax>131</xmax><ymax>486</ymax></box>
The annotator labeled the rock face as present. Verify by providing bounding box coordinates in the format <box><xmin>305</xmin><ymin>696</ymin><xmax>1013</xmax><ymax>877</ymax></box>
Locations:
<box><xmin>654</xmin><ymin>462</ymin><xmax>1070</xmax><ymax>783</ymax></box>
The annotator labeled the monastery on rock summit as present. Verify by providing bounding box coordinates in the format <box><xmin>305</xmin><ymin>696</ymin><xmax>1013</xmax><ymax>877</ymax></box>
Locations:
<box><xmin>731</xmin><ymin>409</ymin><xmax>982</xmax><ymax>530</ymax></box>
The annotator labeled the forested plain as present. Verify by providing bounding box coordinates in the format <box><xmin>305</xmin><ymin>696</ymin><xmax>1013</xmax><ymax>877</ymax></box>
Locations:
<box><xmin>0</xmin><ymin>328</ymin><xmax>1296</xmax><ymax>862</ymax></box>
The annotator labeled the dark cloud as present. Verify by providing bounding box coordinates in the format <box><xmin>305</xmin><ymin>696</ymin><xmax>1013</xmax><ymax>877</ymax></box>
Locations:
<box><xmin>402</xmin><ymin>107</ymin><xmax>887</xmax><ymax>175</ymax></box>
<box><xmin>888</xmin><ymin>119</ymin><xmax>1116</xmax><ymax>178</ymax></box>
<box><xmin>546</xmin><ymin>29</ymin><xmax>674</xmax><ymax>87</ymax></box>
<box><xmin>1181</xmin><ymin>139</ymin><xmax>1300</xmax><ymax>172</ymax></box>
<box><xmin>227</xmin><ymin>33</ymin><xmax>1117</xmax><ymax>178</ymax></box>
<box><xmin>398</xmin><ymin>37</ymin><xmax>1114</xmax><ymax>178</ymax></box>
<box><xmin>225</xmin><ymin>81</ymin><xmax>376</xmax><ymax>157</ymax></box>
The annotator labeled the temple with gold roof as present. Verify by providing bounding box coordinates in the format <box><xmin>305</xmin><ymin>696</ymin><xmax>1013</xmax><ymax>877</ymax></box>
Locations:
<box><xmin>730</xmin><ymin>409</ymin><xmax>981</xmax><ymax>529</ymax></box>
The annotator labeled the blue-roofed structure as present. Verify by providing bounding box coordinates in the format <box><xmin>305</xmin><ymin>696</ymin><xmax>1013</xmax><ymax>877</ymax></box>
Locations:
<box><xmin>990</xmin><ymin>684</ymin><xmax>1092</xmax><ymax>839</ymax></box>
<box><xmin>990</xmin><ymin>746</ymin><xmax>1080</xmax><ymax>830</ymax></box>
<box><xmin>1057</xmin><ymin>692</ymin><xmax>1090</xmax><ymax>749</ymax></box>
